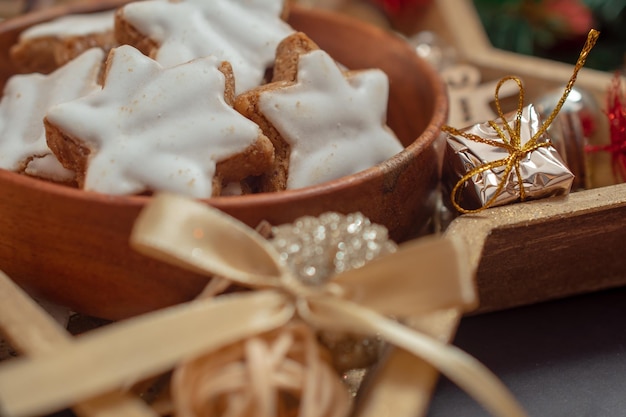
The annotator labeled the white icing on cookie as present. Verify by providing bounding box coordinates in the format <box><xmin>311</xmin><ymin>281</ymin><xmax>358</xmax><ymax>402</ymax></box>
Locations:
<box><xmin>119</xmin><ymin>0</ymin><xmax>294</xmax><ymax>94</ymax></box>
<box><xmin>24</xmin><ymin>154</ymin><xmax>75</xmax><ymax>182</ymax></box>
<box><xmin>0</xmin><ymin>48</ymin><xmax>104</xmax><ymax>181</ymax></box>
<box><xmin>19</xmin><ymin>10</ymin><xmax>114</xmax><ymax>39</ymax></box>
<box><xmin>258</xmin><ymin>50</ymin><xmax>404</xmax><ymax>189</ymax></box>
<box><xmin>45</xmin><ymin>45</ymin><xmax>265</xmax><ymax>198</ymax></box>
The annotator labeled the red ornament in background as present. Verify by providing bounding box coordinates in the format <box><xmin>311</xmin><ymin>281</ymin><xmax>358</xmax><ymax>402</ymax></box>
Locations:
<box><xmin>370</xmin><ymin>0</ymin><xmax>430</xmax><ymax>15</ymax></box>
<box><xmin>586</xmin><ymin>73</ymin><xmax>626</xmax><ymax>183</ymax></box>
<box><xmin>367</xmin><ymin>0</ymin><xmax>433</xmax><ymax>34</ymax></box>
<box><xmin>542</xmin><ymin>0</ymin><xmax>594</xmax><ymax>37</ymax></box>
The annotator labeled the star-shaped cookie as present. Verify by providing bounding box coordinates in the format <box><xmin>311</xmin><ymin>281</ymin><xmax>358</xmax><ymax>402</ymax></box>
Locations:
<box><xmin>0</xmin><ymin>47</ymin><xmax>104</xmax><ymax>183</ymax></box>
<box><xmin>115</xmin><ymin>0</ymin><xmax>294</xmax><ymax>94</ymax></box>
<box><xmin>10</xmin><ymin>10</ymin><xmax>116</xmax><ymax>74</ymax></box>
<box><xmin>44</xmin><ymin>45</ymin><xmax>273</xmax><ymax>198</ymax></box>
<box><xmin>235</xmin><ymin>33</ymin><xmax>404</xmax><ymax>191</ymax></box>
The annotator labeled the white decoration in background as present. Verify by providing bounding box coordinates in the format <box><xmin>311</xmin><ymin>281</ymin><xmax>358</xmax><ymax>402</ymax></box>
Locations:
<box><xmin>408</xmin><ymin>30</ymin><xmax>458</xmax><ymax>72</ymax></box>
<box><xmin>442</xmin><ymin>63</ymin><xmax>520</xmax><ymax>128</ymax></box>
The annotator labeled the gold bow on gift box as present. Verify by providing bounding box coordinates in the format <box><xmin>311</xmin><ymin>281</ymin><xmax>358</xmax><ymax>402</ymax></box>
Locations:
<box><xmin>0</xmin><ymin>193</ymin><xmax>527</xmax><ymax>417</ymax></box>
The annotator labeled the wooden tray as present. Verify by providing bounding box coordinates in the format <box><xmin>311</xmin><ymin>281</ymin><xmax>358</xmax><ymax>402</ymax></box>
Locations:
<box><xmin>446</xmin><ymin>183</ymin><xmax>626</xmax><ymax>313</ymax></box>
<box><xmin>412</xmin><ymin>0</ymin><xmax>626</xmax><ymax>312</ymax></box>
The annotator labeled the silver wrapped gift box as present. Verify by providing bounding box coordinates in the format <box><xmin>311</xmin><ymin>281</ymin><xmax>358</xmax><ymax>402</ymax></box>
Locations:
<box><xmin>442</xmin><ymin>104</ymin><xmax>574</xmax><ymax>213</ymax></box>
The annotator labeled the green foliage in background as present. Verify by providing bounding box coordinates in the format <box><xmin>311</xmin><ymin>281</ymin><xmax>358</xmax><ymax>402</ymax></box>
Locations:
<box><xmin>473</xmin><ymin>0</ymin><xmax>626</xmax><ymax>72</ymax></box>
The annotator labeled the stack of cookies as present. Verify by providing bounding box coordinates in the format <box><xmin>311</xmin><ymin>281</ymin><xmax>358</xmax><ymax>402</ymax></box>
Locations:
<box><xmin>0</xmin><ymin>0</ymin><xmax>403</xmax><ymax>199</ymax></box>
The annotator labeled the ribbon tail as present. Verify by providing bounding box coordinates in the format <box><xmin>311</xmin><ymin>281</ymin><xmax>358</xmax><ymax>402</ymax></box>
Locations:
<box><xmin>353</xmin><ymin>309</ymin><xmax>461</xmax><ymax>417</ymax></box>
<box><xmin>302</xmin><ymin>297</ymin><xmax>528</xmax><ymax>417</ymax></box>
<box><xmin>0</xmin><ymin>270</ymin><xmax>158</xmax><ymax>417</ymax></box>
<box><xmin>0</xmin><ymin>291</ymin><xmax>294</xmax><ymax>417</ymax></box>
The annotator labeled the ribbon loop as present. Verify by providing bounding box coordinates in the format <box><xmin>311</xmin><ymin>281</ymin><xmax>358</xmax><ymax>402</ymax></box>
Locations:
<box><xmin>131</xmin><ymin>193</ymin><xmax>289</xmax><ymax>287</ymax></box>
<box><xmin>131</xmin><ymin>193</ymin><xmax>476</xmax><ymax>317</ymax></box>
<box><xmin>493</xmin><ymin>76</ymin><xmax>524</xmax><ymax>146</ymax></box>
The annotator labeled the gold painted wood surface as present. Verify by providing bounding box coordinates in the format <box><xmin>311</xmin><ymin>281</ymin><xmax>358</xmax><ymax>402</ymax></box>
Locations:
<box><xmin>446</xmin><ymin>183</ymin><xmax>626</xmax><ymax>313</ymax></box>
<box><xmin>411</xmin><ymin>0</ymin><xmax>626</xmax><ymax>311</ymax></box>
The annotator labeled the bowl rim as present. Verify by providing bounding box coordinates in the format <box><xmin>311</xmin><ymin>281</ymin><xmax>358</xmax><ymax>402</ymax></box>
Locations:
<box><xmin>0</xmin><ymin>2</ymin><xmax>449</xmax><ymax>210</ymax></box>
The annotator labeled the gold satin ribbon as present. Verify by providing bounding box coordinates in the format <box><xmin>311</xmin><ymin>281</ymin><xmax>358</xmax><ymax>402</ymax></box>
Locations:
<box><xmin>443</xmin><ymin>29</ymin><xmax>600</xmax><ymax>214</ymax></box>
<box><xmin>0</xmin><ymin>193</ymin><xmax>527</xmax><ymax>417</ymax></box>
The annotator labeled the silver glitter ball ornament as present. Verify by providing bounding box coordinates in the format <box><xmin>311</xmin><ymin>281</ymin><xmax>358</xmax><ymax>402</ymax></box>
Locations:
<box><xmin>269</xmin><ymin>211</ymin><xmax>397</xmax><ymax>286</ymax></box>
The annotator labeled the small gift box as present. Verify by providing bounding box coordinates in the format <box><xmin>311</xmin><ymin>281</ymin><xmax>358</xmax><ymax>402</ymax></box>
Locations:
<box><xmin>441</xmin><ymin>29</ymin><xmax>599</xmax><ymax>214</ymax></box>
<box><xmin>442</xmin><ymin>101</ymin><xmax>575</xmax><ymax>213</ymax></box>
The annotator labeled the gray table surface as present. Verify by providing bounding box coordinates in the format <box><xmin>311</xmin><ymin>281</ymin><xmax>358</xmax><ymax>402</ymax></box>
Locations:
<box><xmin>426</xmin><ymin>286</ymin><xmax>626</xmax><ymax>417</ymax></box>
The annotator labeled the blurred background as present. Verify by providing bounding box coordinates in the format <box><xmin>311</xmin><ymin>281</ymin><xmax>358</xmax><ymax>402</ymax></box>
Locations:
<box><xmin>2</xmin><ymin>0</ymin><xmax>623</xmax><ymax>74</ymax></box>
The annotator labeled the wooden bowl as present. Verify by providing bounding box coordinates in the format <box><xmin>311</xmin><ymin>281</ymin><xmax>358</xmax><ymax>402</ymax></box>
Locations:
<box><xmin>0</xmin><ymin>1</ymin><xmax>448</xmax><ymax>320</ymax></box>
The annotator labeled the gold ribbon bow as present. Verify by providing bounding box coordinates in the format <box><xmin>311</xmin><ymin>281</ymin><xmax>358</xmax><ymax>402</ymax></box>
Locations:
<box><xmin>0</xmin><ymin>193</ymin><xmax>527</xmax><ymax>417</ymax></box>
<box><xmin>443</xmin><ymin>29</ymin><xmax>600</xmax><ymax>214</ymax></box>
